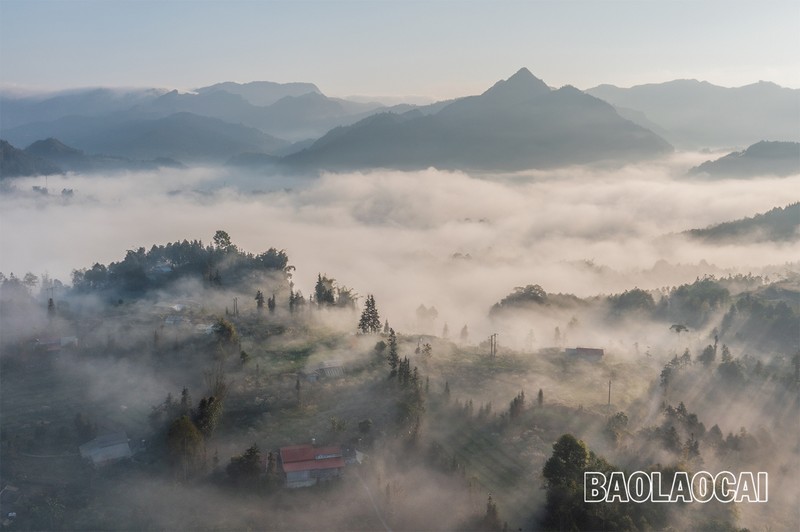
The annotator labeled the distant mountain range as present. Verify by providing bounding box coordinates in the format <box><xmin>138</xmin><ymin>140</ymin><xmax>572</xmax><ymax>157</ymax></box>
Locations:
<box><xmin>0</xmin><ymin>138</ymin><xmax>183</xmax><ymax>178</ymax></box>
<box><xmin>586</xmin><ymin>80</ymin><xmax>800</xmax><ymax>149</ymax></box>
<box><xmin>2</xmin><ymin>70</ymin><xmax>796</xmax><ymax>170</ymax></box>
<box><xmin>689</xmin><ymin>141</ymin><xmax>800</xmax><ymax>178</ymax></box>
<box><xmin>284</xmin><ymin>68</ymin><xmax>672</xmax><ymax>171</ymax></box>
<box><xmin>685</xmin><ymin>203</ymin><xmax>800</xmax><ymax>243</ymax></box>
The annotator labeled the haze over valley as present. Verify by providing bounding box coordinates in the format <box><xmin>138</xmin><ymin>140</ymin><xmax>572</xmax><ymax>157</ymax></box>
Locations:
<box><xmin>1</xmin><ymin>2</ymin><xmax>799</xmax><ymax>530</ymax></box>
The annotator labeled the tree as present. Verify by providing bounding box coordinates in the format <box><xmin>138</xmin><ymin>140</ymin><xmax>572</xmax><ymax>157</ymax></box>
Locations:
<box><xmin>227</xmin><ymin>443</ymin><xmax>262</xmax><ymax>488</ymax></box>
<box><xmin>267</xmin><ymin>293</ymin><xmax>276</xmax><ymax>313</ymax></box>
<box><xmin>194</xmin><ymin>396</ymin><xmax>222</xmax><ymax>438</ymax></box>
<box><xmin>358</xmin><ymin>294</ymin><xmax>381</xmax><ymax>334</ymax></box>
<box><xmin>604</xmin><ymin>411</ymin><xmax>629</xmax><ymax>445</ymax></box>
<box><xmin>442</xmin><ymin>322</ymin><xmax>449</xmax><ymax>338</ymax></box>
<box><xmin>543</xmin><ymin>434</ymin><xmax>590</xmax><ymax>488</ymax></box>
<box><xmin>314</xmin><ymin>274</ymin><xmax>336</xmax><ymax>306</ymax></box>
<box><xmin>214</xmin><ymin>318</ymin><xmax>239</xmax><ymax>347</ymax></box>
<box><xmin>212</xmin><ymin>230</ymin><xmax>234</xmax><ymax>252</ymax></box>
<box><xmin>460</xmin><ymin>324</ymin><xmax>469</xmax><ymax>343</ymax></box>
<box><xmin>483</xmin><ymin>495</ymin><xmax>503</xmax><ymax>531</ymax></box>
<box><xmin>180</xmin><ymin>387</ymin><xmax>192</xmax><ymax>416</ymax></box>
<box><xmin>387</xmin><ymin>328</ymin><xmax>399</xmax><ymax>378</ymax></box>
<box><xmin>383</xmin><ymin>319</ymin><xmax>390</xmax><ymax>334</ymax></box>
<box><xmin>167</xmin><ymin>415</ymin><xmax>204</xmax><ymax>478</ymax></box>
<box><xmin>255</xmin><ymin>290</ymin><xmax>265</xmax><ymax>311</ymax></box>
<box><xmin>22</xmin><ymin>272</ymin><xmax>39</xmax><ymax>293</ymax></box>
<box><xmin>699</xmin><ymin>344</ymin><xmax>716</xmax><ymax>366</ymax></box>
<box><xmin>336</xmin><ymin>286</ymin><xmax>357</xmax><ymax>309</ymax></box>
<box><xmin>670</xmin><ymin>324</ymin><xmax>689</xmax><ymax>334</ymax></box>
<box><xmin>537</xmin><ymin>388</ymin><xmax>544</xmax><ymax>407</ymax></box>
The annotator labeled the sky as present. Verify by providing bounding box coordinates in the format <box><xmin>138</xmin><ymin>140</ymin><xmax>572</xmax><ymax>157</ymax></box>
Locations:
<box><xmin>1</xmin><ymin>0</ymin><xmax>798</xmax><ymax>100</ymax></box>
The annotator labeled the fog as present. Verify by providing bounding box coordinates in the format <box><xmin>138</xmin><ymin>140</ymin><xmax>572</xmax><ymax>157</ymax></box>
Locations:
<box><xmin>1</xmin><ymin>154</ymin><xmax>797</xmax><ymax>338</ymax></box>
<box><xmin>1</xmin><ymin>156</ymin><xmax>798</xmax><ymax>531</ymax></box>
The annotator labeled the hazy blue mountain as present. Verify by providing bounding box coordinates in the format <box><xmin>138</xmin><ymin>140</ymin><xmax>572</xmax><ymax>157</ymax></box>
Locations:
<box><xmin>0</xmin><ymin>88</ymin><xmax>165</xmax><ymax>130</ymax></box>
<box><xmin>685</xmin><ymin>203</ymin><xmax>800</xmax><ymax>243</ymax></box>
<box><xmin>689</xmin><ymin>141</ymin><xmax>800</xmax><ymax>178</ymax></box>
<box><xmin>284</xmin><ymin>68</ymin><xmax>672</xmax><ymax>171</ymax></box>
<box><xmin>586</xmin><ymin>80</ymin><xmax>800</xmax><ymax>148</ymax></box>
<box><xmin>23</xmin><ymin>137</ymin><xmax>184</xmax><ymax>173</ymax></box>
<box><xmin>195</xmin><ymin>80</ymin><xmax>321</xmax><ymax>107</ymax></box>
<box><xmin>0</xmin><ymin>139</ymin><xmax>62</xmax><ymax>178</ymax></box>
<box><xmin>125</xmin><ymin>88</ymin><xmax>387</xmax><ymax>141</ymax></box>
<box><xmin>3</xmin><ymin>113</ymin><xmax>289</xmax><ymax>163</ymax></box>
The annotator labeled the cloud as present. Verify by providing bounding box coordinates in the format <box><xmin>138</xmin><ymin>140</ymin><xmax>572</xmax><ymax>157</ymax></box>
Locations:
<box><xmin>1</xmin><ymin>157</ymin><xmax>797</xmax><ymax>338</ymax></box>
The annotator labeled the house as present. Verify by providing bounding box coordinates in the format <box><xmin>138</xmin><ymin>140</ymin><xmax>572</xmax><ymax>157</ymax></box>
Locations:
<box><xmin>279</xmin><ymin>444</ymin><xmax>345</xmax><ymax>488</ymax></box>
<box><xmin>78</xmin><ymin>432</ymin><xmax>132</xmax><ymax>466</ymax></box>
<box><xmin>304</xmin><ymin>361</ymin><xmax>345</xmax><ymax>382</ymax></box>
<box><xmin>565</xmin><ymin>347</ymin><xmax>604</xmax><ymax>358</ymax></box>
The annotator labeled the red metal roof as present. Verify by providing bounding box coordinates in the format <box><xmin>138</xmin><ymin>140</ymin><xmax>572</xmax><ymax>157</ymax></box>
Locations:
<box><xmin>281</xmin><ymin>456</ymin><xmax>345</xmax><ymax>472</ymax></box>
<box><xmin>279</xmin><ymin>445</ymin><xmax>344</xmax><ymax>472</ymax></box>
<box><xmin>280</xmin><ymin>445</ymin><xmax>341</xmax><ymax>463</ymax></box>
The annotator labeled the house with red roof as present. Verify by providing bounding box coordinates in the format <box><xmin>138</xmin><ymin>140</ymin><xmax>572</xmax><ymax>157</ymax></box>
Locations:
<box><xmin>279</xmin><ymin>444</ymin><xmax>345</xmax><ymax>488</ymax></box>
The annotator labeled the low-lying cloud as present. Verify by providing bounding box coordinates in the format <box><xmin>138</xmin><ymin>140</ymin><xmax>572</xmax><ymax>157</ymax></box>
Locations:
<box><xmin>1</xmin><ymin>156</ymin><xmax>797</xmax><ymax>337</ymax></box>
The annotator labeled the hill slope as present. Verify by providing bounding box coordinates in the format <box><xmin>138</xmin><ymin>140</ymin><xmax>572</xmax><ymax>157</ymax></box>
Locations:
<box><xmin>689</xmin><ymin>141</ymin><xmax>800</xmax><ymax>178</ymax></box>
<box><xmin>685</xmin><ymin>203</ymin><xmax>800</xmax><ymax>243</ymax></box>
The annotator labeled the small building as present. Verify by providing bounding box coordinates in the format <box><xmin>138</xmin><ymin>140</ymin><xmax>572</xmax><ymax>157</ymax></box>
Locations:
<box><xmin>565</xmin><ymin>347</ymin><xmax>604</xmax><ymax>358</ymax></box>
<box><xmin>79</xmin><ymin>432</ymin><xmax>132</xmax><ymax>466</ymax></box>
<box><xmin>304</xmin><ymin>361</ymin><xmax>345</xmax><ymax>382</ymax></box>
<box><xmin>279</xmin><ymin>444</ymin><xmax>345</xmax><ymax>488</ymax></box>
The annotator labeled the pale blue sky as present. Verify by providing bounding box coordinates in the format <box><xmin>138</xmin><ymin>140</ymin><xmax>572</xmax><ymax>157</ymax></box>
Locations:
<box><xmin>1</xmin><ymin>0</ymin><xmax>798</xmax><ymax>99</ymax></box>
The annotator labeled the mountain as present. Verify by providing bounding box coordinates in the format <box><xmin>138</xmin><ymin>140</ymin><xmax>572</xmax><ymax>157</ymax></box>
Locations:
<box><xmin>283</xmin><ymin>68</ymin><xmax>672</xmax><ymax>172</ymax></box>
<box><xmin>586</xmin><ymin>80</ymin><xmax>800</xmax><ymax>148</ymax></box>
<box><xmin>24</xmin><ymin>137</ymin><xmax>88</xmax><ymax>166</ymax></box>
<box><xmin>23</xmin><ymin>137</ymin><xmax>184</xmax><ymax>173</ymax></box>
<box><xmin>195</xmin><ymin>80</ymin><xmax>321</xmax><ymax>107</ymax></box>
<box><xmin>4</xmin><ymin>113</ymin><xmax>290</xmax><ymax>163</ymax></box>
<box><xmin>685</xmin><ymin>203</ymin><xmax>800</xmax><ymax>243</ymax></box>
<box><xmin>689</xmin><ymin>141</ymin><xmax>800</xmax><ymax>178</ymax></box>
<box><xmin>5</xmin><ymin>85</ymin><xmax>388</xmax><ymax>144</ymax></box>
<box><xmin>0</xmin><ymin>139</ymin><xmax>62</xmax><ymax>178</ymax></box>
<box><xmin>0</xmin><ymin>88</ymin><xmax>165</xmax><ymax>130</ymax></box>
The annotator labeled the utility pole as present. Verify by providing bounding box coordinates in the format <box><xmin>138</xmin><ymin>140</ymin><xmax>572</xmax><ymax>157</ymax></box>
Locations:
<box><xmin>488</xmin><ymin>333</ymin><xmax>498</xmax><ymax>358</ymax></box>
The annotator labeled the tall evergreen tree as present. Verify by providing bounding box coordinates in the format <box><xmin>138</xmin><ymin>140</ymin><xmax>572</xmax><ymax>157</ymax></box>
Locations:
<box><xmin>358</xmin><ymin>294</ymin><xmax>381</xmax><ymax>334</ymax></box>
<box><xmin>387</xmin><ymin>328</ymin><xmax>399</xmax><ymax>378</ymax></box>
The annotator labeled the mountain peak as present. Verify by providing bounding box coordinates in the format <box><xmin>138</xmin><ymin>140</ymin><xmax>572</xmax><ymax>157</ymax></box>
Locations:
<box><xmin>482</xmin><ymin>68</ymin><xmax>550</xmax><ymax>103</ymax></box>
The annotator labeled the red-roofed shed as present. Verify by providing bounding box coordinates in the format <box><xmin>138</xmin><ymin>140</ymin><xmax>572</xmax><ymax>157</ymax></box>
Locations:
<box><xmin>279</xmin><ymin>444</ymin><xmax>345</xmax><ymax>488</ymax></box>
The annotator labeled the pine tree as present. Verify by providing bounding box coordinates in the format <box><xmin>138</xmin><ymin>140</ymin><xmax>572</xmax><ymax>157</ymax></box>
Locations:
<box><xmin>460</xmin><ymin>324</ymin><xmax>469</xmax><ymax>343</ymax></box>
<box><xmin>538</xmin><ymin>388</ymin><xmax>544</xmax><ymax>407</ymax></box>
<box><xmin>387</xmin><ymin>328</ymin><xmax>399</xmax><ymax>378</ymax></box>
<box><xmin>358</xmin><ymin>294</ymin><xmax>381</xmax><ymax>334</ymax></box>
<box><xmin>384</xmin><ymin>319</ymin><xmax>390</xmax><ymax>334</ymax></box>
<box><xmin>267</xmin><ymin>293</ymin><xmax>276</xmax><ymax>313</ymax></box>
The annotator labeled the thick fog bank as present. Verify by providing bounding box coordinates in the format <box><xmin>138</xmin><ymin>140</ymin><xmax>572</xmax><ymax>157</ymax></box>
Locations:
<box><xmin>1</xmin><ymin>156</ymin><xmax>797</xmax><ymax>335</ymax></box>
